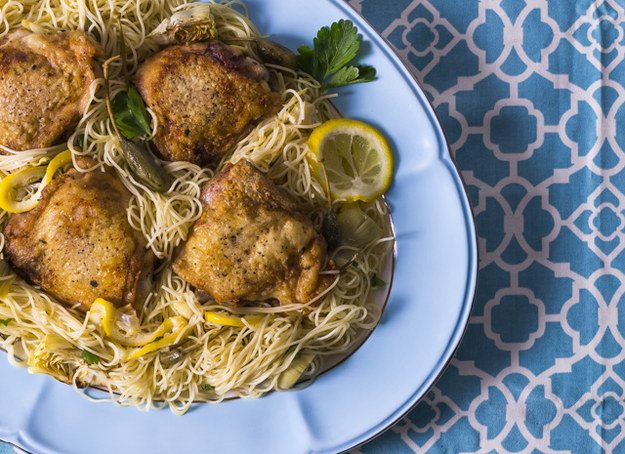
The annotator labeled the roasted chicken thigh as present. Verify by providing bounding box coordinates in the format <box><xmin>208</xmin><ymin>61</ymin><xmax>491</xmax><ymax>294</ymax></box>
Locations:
<box><xmin>173</xmin><ymin>159</ymin><xmax>330</xmax><ymax>306</ymax></box>
<box><xmin>133</xmin><ymin>41</ymin><xmax>281</xmax><ymax>166</ymax></box>
<box><xmin>0</xmin><ymin>29</ymin><xmax>102</xmax><ymax>151</ymax></box>
<box><xmin>4</xmin><ymin>157</ymin><xmax>155</xmax><ymax>311</ymax></box>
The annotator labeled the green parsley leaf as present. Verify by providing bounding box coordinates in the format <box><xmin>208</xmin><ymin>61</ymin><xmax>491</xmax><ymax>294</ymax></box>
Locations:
<box><xmin>0</xmin><ymin>318</ymin><xmax>11</xmax><ymax>327</ymax></box>
<box><xmin>326</xmin><ymin>64</ymin><xmax>376</xmax><ymax>88</ymax></box>
<box><xmin>297</xmin><ymin>19</ymin><xmax>376</xmax><ymax>89</ymax></box>
<box><xmin>326</xmin><ymin>65</ymin><xmax>359</xmax><ymax>88</ymax></box>
<box><xmin>296</xmin><ymin>44</ymin><xmax>320</xmax><ymax>80</ymax></box>
<box><xmin>355</xmin><ymin>65</ymin><xmax>377</xmax><ymax>82</ymax></box>
<box><xmin>315</xmin><ymin>20</ymin><xmax>360</xmax><ymax>79</ymax></box>
<box><xmin>370</xmin><ymin>273</ymin><xmax>386</xmax><ymax>288</ymax></box>
<box><xmin>111</xmin><ymin>87</ymin><xmax>152</xmax><ymax>140</ymax></box>
<box><xmin>200</xmin><ymin>384</ymin><xmax>215</xmax><ymax>392</ymax></box>
<box><xmin>81</xmin><ymin>349</ymin><xmax>100</xmax><ymax>365</ymax></box>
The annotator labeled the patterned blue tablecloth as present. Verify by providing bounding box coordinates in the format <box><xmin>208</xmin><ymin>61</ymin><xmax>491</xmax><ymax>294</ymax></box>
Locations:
<box><xmin>1</xmin><ymin>0</ymin><xmax>622</xmax><ymax>453</ymax></box>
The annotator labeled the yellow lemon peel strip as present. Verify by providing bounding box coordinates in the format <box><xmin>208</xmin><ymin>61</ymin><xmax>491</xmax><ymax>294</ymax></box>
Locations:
<box><xmin>204</xmin><ymin>311</ymin><xmax>263</xmax><ymax>328</ymax></box>
<box><xmin>0</xmin><ymin>150</ymin><xmax>73</xmax><ymax>213</ymax></box>
<box><xmin>89</xmin><ymin>299</ymin><xmax>190</xmax><ymax>358</ymax></box>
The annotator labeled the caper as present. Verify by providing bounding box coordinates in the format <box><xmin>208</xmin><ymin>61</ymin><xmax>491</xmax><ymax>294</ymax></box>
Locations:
<box><xmin>255</xmin><ymin>38</ymin><xmax>297</xmax><ymax>69</ymax></box>
<box><xmin>159</xmin><ymin>348</ymin><xmax>185</xmax><ymax>367</ymax></box>
<box><xmin>221</xmin><ymin>37</ymin><xmax>297</xmax><ymax>69</ymax></box>
<box><xmin>103</xmin><ymin>55</ymin><xmax>171</xmax><ymax>193</ymax></box>
<box><xmin>322</xmin><ymin>209</ymin><xmax>341</xmax><ymax>250</ymax></box>
<box><xmin>119</xmin><ymin>139</ymin><xmax>170</xmax><ymax>192</ymax></box>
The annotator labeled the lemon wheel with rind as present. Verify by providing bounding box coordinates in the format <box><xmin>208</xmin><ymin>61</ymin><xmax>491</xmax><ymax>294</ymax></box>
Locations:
<box><xmin>307</xmin><ymin>118</ymin><xmax>394</xmax><ymax>203</ymax></box>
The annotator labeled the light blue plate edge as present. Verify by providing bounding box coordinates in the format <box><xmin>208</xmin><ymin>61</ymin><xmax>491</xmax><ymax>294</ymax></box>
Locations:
<box><xmin>324</xmin><ymin>1</ymin><xmax>478</xmax><ymax>451</ymax></box>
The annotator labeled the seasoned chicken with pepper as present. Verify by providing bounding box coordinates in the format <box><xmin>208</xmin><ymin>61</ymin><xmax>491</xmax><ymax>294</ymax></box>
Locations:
<box><xmin>0</xmin><ymin>29</ymin><xmax>102</xmax><ymax>151</ymax></box>
<box><xmin>4</xmin><ymin>157</ymin><xmax>155</xmax><ymax>311</ymax></box>
<box><xmin>133</xmin><ymin>40</ymin><xmax>281</xmax><ymax>166</ymax></box>
<box><xmin>173</xmin><ymin>159</ymin><xmax>330</xmax><ymax>306</ymax></box>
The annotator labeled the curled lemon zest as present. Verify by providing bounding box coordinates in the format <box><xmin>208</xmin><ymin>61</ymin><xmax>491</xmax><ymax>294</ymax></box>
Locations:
<box><xmin>0</xmin><ymin>150</ymin><xmax>73</xmax><ymax>213</ymax></box>
<box><xmin>0</xmin><ymin>166</ymin><xmax>46</xmax><ymax>213</ymax></box>
<box><xmin>43</xmin><ymin>150</ymin><xmax>73</xmax><ymax>185</ymax></box>
<box><xmin>89</xmin><ymin>299</ymin><xmax>190</xmax><ymax>357</ymax></box>
<box><xmin>127</xmin><ymin>316</ymin><xmax>189</xmax><ymax>360</ymax></box>
<box><xmin>90</xmin><ymin>298</ymin><xmax>115</xmax><ymax>336</ymax></box>
<box><xmin>204</xmin><ymin>311</ymin><xmax>263</xmax><ymax>328</ymax></box>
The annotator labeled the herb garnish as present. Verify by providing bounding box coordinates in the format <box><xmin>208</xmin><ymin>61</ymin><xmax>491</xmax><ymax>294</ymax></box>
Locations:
<box><xmin>103</xmin><ymin>56</ymin><xmax>170</xmax><ymax>192</ymax></box>
<box><xmin>99</xmin><ymin>17</ymin><xmax>169</xmax><ymax>192</ymax></box>
<box><xmin>297</xmin><ymin>20</ymin><xmax>376</xmax><ymax>89</ymax></box>
<box><xmin>370</xmin><ymin>273</ymin><xmax>386</xmax><ymax>288</ymax></box>
<box><xmin>0</xmin><ymin>318</ymin><xmax>11</xmax><ymax>327</ymax></box>
<box><xmin>81</xmin><ymin>349</ymin><xmax>100</xmax><ymax>365</ymax></box>
<box><xmin>111</xmin><ymin>16</ymin><xmax>152</xmax><ymax>141</ymax></box>
<box><xmin>112</xmin><ymin>87</ymin><xmax>153</xmax><ymax>140</ymax></box>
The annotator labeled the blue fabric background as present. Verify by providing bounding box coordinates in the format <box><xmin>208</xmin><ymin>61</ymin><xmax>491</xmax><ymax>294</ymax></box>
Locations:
<box><xmin>2</xmin><ymin>0</ymin><xmax>622</xmax><ymax>452</ymax></box>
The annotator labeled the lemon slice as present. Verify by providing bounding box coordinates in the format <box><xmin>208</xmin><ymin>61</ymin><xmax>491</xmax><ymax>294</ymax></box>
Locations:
<box><xmin>308</xmin><ymin>119</ymin><xmax>393</xmax><ymax>202</ymax></box>
<box><xmin>0</xmin><ymin>166</ymin><xmax>46</xmax><ymax>213</ymax></box>
<box><xmin>0</xmin><ymin>150</ymin><xmax>73</xmax><ymax>213</ymax></box>
<box><xmin>204</xmin><ymin>311</ymin><xmax>263</xmax><ymax>328</ymax></box>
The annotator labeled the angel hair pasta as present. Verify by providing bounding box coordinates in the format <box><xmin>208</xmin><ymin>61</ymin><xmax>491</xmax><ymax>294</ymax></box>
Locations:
<box><xmin>0</xmin><ymin>0</ymin><xmax>394</xmax><ymax>414</ymax></box>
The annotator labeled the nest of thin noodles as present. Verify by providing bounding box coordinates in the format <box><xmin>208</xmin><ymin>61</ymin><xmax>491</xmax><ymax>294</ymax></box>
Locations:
<box><xmin>0</xmin><ymin>0</ymin><xmax>394</xmax><ymax>414</ymax></box>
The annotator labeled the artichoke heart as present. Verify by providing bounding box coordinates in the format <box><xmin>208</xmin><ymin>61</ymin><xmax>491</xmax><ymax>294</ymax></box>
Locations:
<box><xmin>149</xmin><ymin>4</ymin><xmax>217</xmax><ymax>45</ymax></box>
<box><xmin>277</xmin><ymin>351</ymin><xmax>316</xmax><ymax>389</ymax></box>
<box><xmin>27</xmin><ymin>333</ymin><xmax>80</xmax><ymax>385</ymax></box>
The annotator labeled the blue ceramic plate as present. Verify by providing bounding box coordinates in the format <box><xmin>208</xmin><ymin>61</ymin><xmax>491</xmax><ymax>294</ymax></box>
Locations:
<box><xmin>0</xmin><ymin>1</ymin><xmax>477</xmax><ymax>453</ymax></box>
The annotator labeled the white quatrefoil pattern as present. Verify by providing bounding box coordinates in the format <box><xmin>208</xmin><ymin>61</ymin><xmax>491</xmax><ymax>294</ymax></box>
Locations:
<box><xmin>348</xmin><ymin>0</ymin><xmax>625</xmax><ymax>453</ymax></box>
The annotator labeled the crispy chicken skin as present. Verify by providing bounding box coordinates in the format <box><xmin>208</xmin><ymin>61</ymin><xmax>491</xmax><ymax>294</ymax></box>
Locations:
<box><xmin>133</xmin><ymin>41</ymin><xmax>282</xmax><ymax>166</ymax></box>
<box><xmin>0</xmin><ymin>29</ymin><xmax>102</xmax><ymax>151</ymax></box>
<box><xmin>4</xmin><ymin>157</ymin><xmax>155</xmax><ymax>311</ymax></box>
<box><xmin>173</xmin><ymin>159</ymin><xmax>330</xmax><ymax>306</ymax></box>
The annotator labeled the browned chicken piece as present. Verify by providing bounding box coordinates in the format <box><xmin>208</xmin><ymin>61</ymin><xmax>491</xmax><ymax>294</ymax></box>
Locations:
<box><xmin>173</xmin><ymin>159</ymin><xmax>330</xmax><ymax>306</ymax></box>
<box><xmin>4</xmin><ymin>157</ymin><xmax>155</xmax><ymax>311</ymax></box>
<box><xmin>133</xmin><ymin>40</ymin><xmax>282</xmax><ymax>166</ymax></box>
<box><xmin>0</xmin><ymin>29</ymin><xmax>102</xmax><ymax>151</ymax></box>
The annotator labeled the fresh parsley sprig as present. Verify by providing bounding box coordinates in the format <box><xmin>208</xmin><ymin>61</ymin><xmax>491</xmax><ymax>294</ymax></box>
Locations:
<box><xmin>297</xmin><ymin>20</ymin><xmax>376</xmax><ymax>89</ymax></box>
<box><xmin>112</xmin><ymin>87</ymin><xmax>152</xmax><ymax>140</ymax></box>
<box><xmin>110</xmin><ymin>16</ymin><xmax>153</xmax><ymax>140</ymax></box>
